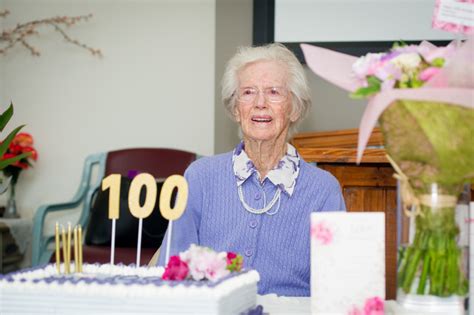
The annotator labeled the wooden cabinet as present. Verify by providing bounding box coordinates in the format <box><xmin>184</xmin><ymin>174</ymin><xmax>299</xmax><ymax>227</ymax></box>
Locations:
<box><xmin>0</xmin><ymin>222</ymin><xmax>23</xmax><ymax>274</ymax></box>
<box><xmin>292</xmin><ymin>128</ymin><xmax>398</xmax><ymax>299</ymax></box>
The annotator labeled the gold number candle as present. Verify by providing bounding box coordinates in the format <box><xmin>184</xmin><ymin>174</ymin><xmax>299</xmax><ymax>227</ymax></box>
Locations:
<box><xmin>102</xmin><ymin>174</ymin><xmax>121</xmax><ymax>265</ymax></box>
<box><xmin>159</xmin><ymin>175</ymin><xmax>189</xmax><ymax>264</ymax></box>
<box><xmin>159</xmin><ymin>175</ymin><xmax>188</xmax><ymax>220</ymax></box>
<box><xmin>128</xmin><ymin>173</ymin><xmax>157</xmax><ymax>219</ymax></box>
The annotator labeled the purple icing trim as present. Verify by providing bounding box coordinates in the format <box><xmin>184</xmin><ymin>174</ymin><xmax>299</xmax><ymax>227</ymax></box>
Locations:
<box><xmin>1</xmin><ymin>263</ymin><xmax>251</xmax><ymax>288</ymax></box>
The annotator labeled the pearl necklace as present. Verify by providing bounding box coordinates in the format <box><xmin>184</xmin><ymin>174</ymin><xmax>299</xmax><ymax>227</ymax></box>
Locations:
<box><xmin>238</xmin><ymin>185</ymin><xmax>281</xmax><ymax>215</ymax></box>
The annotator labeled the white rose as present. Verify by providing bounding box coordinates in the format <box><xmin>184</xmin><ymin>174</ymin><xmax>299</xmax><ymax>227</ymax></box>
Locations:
<box><xmin>390</xmin><ymin>53</ymin><xmax>421</xmax><ymax>71</ymax></box>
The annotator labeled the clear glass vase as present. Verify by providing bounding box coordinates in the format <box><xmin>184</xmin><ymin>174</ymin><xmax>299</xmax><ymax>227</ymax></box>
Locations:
<box><xmin>4</xmin><ymin>181</ymin><xmax>19</xmax><ymax>218</ymax></box>
<box><xmin>397</xmin><ymin>183</ymin><xmax>467</xmax><ymax>314</ymax></box>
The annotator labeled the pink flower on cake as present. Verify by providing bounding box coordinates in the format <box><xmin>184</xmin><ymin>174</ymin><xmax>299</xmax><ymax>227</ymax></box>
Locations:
<box><xmin>311</xmin><ymin>221</ymin><xmax>333</xmax><ymax>245</ymax></box>
<box><xmin>162</xmin><ymin>256</ymin><xmax>189</xmax><ymax>281</ymax></box>
<box><xmin>162</xmin><ymin>245</ymin><xmax>245</xmax><ymax>282</ymax></box>
<box><xmin>180</xmin><ymin>244</ymin><xmax>230</xmax><ymax>281</ymax></box>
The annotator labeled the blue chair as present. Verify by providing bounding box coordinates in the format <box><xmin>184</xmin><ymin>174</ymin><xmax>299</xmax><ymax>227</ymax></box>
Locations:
<box><xmin>32</xmin><ymin>148</ymin><xmax>197</xmax><ymax>267</ymax></box>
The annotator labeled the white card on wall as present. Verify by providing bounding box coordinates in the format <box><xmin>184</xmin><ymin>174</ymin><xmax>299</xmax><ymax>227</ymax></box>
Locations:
<box><xmin>311</xmin><ymin>212</ymin><xmax>385</xmax><ymax>314</ymax></box>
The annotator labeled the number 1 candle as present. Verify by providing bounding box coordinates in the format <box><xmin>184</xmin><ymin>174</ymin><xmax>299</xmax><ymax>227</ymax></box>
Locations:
<box><xmin>102</xmin><ymin>174</ymin><xmax>121</xmax><ymax>265</ymax></box>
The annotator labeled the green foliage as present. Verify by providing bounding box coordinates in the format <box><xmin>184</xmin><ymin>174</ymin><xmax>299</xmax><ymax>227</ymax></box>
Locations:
<box><xmin>431</xmin><ymin>58</ymin><xmax>445</xmax><ymax>67</ymax></box>
<box><xmin>226</xmin><ymin>255</ymin><xmax>243</xmax><ymax>272</ymax></box>
<box><xmin>379</xmin><ymin>100</ymin><xmax>474</xmax><ymax>188</ymax></box>
<box><xmin>381</xmin><ymin>100</ymin><xmax>474</xmax><ymax>297</ymax></box>
<box><xmin>350</xmin><ymin>76</ymin><xmax>382</xmax><ymax>99</ymax></box>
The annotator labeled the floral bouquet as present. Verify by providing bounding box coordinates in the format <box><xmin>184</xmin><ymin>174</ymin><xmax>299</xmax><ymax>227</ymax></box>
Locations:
<box><xmin>1</xmin><ymin>131</ymin><xmax>37</xmax><ymax>217</ymax></box>
<box><xmin>162</xmin><ymin>244</ymin><xmax>243</xmax><ymax>281</ymax></box>
<box><xmin>0</xmin><ymin>103</ymin><xmax>34</xmax><ymax>193</ymax></box>
<box><xmin>2</xmin><ymin>132</ymin><xmax>38</xmax><ymax>184</ymax></box>
<box><xmin>301</xmin><ymin>36</ymin><xmax>473</xmax><ymax>300</ymax></box>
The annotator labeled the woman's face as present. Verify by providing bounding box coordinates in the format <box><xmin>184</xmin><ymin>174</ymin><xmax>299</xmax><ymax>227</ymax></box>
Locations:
<box><xmin>234</xmin><ymin>60</ymin><xmax>298</xmax><ymax>143</ymax></box>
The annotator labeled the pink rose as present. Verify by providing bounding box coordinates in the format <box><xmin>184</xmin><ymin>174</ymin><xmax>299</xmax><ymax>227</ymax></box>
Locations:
<box><xmin>162</xmin><ymin>255</ymin><xmax>189</xmax><ymax>280</ymax></box>
<box><xmin>227</xmin><ymin>252</ymin><xmax>237</xmax><ymax>264</ymax></box>
<box><xmin>363</xmin><ymin>296</ymin><xmax>384</xmax><ymax>315</ymax></box>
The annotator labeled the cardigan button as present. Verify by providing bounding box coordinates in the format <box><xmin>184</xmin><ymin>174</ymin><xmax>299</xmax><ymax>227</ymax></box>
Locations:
<box><xmin>244</xmin><ymin>249</ymin><xmax>253</xmax><ymax>257</ymax></box>
<box><xmin>254</xmin><ymin>192</ymin><xmax>262</xmax><ymax>200</ymax></box>
<box><xmin>249</xmin><ymin>220</ymin><xmax>258</xmax><ymax>228</ymax></box>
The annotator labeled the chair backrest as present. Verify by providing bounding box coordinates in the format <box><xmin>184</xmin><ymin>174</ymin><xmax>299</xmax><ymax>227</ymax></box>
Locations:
<box><xmin>105</xmin><ymin>148</ymin><xmax>196</xmax><ymax>179</ymax></box>
<box><xmin>86</xmin><ymin>148</ymin><xmax>197</xmax><ymax>246</ymax></box>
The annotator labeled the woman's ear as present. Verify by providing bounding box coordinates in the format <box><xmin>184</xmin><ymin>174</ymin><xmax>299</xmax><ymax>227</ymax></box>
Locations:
<box><xmin>289</xmin><ymin>105</ymin><xmax>301</xmax><ymax>123</ymax></box>
<box><xmin>233</xmin><ymin>105</ymin><xmax>241</xmax><ymax>122</ymax></box>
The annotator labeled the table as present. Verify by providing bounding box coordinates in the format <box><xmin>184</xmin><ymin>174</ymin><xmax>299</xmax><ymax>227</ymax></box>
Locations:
<box><xmin>256</xmin><ymin>295</ymin><xmax>460</xmax><ymax>315</ymax></box>
<box><xmin>0</xmin><ymin>218</ymin><xmax>33</xmax><ymax>273</ymax></box>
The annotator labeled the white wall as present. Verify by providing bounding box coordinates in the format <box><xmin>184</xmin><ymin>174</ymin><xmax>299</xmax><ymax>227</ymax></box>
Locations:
<box><xmin>0</xmin><ymin>0</ymin><xmax>215</xmax><ymax>218</ymax></box>
<box><xmin>214</xmin><ymin>0</ymin><xmax>252</xmax><ymax>154</ymax></box>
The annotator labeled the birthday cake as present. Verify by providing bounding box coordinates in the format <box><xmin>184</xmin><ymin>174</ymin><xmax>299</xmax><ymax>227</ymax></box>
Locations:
<box><xmin>0</xmin><ymin>245</ymin><xmax>260</xmax><ymax>314</ymax></box>
<box><xmin>0</xmin><ymin>263</ymin><xmax>259</xmax><ymax>314</ymax></box>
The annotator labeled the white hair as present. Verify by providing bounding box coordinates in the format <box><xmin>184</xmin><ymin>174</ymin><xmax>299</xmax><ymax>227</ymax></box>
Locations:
<box><xmin>221</xmin><ymin>43</ymin><xmax>312</xmax><ymax>138</ymax></box>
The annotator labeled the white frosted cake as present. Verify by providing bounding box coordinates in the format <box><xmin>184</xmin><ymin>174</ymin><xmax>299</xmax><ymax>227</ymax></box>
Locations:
<box><xmin>0</xmin><ymin>263</ymin><xmax>260</xmax><ymax>314</ymax></box>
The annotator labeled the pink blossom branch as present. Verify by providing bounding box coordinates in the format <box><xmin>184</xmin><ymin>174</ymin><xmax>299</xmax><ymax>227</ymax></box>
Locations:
<box><xmin>0</xmin><ymin>10</ymin><xmax>102</xmax><ymax>57</ymax></box>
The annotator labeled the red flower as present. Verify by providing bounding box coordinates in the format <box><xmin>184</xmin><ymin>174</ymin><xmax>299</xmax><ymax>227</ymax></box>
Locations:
<box><xmin>1</xmin><ymin>132</ymin><xmax>38</xmax><ymax>170</ymax></box>
<box><xmin>162</xmin><ymin>256</ymin><xmax>189</xmax><ymax>281</ymax></box>
<box><xmin>22</xmin><ymin>146</ymin><xmax>38</xmax><ymax>161</ymax></box>
<box><xmin>12</xmin><ymin>133</ymin><xmax>33</xmax><ymax>147</ymax></box>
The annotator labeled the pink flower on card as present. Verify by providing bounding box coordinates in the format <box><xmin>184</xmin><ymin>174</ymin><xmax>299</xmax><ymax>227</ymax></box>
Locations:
<box><xmin>311</xmin><ymin>221</ymin><xmax>333</xmax><ymax>245</ymax></box>
<box><xmin>363</xmin><ymin>296</ymin><xmax>384</xmax><ymax>315</ymax></box>
<box><xmin>347</xmin><ymin>306</ymin><xmax>362</xmax><ymax>315</ymax></box>
<box><xmin>347</xmin><ymin>297</ymin><xmax>384</xmax><ymax>315</ymax></box>
<box><xmin>162</xmin><ymin>255</ymin><xmax>189</xmax><ymax>280</ymax></box>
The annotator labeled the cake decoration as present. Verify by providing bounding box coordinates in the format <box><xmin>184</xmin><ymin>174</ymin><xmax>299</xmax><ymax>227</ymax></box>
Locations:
<box><xmin>162</xmin><ymin>244</ymin><xmax>243</xmax><ymax>281</ymax></box>
<box><xmin>0</xmin><ymin>263</ymin><xmax>260</xmax><ymax>314</ymax></box>
<box><xmin>101</xmin><ymin>173</ymin><xmax>188</xmax><ymax>266</ymax></box>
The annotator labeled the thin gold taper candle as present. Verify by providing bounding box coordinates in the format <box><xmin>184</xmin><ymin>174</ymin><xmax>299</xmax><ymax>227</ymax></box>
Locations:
<box><xmin>78</xmin><ymin>225</ymin><xmax>83</xmax><ymax>272</ymax></box>
<box><xmin>55</xmin><ymin>222</ymin><xmax>60</xmax><ymax>273</ymax></box>
<box><xmin>74</xmin><ymin>226</ymin><xmax>79</xmax><ymax>272</ymax></box>
<box><xmin>67</xmin><ymin>223</ymin><xmax>72</xmax><ymax>273</ymax></box>
<box><xmin>61</xmin><ymin>226</ymin><xmax>69</xmax><ymax>274</ymax></box>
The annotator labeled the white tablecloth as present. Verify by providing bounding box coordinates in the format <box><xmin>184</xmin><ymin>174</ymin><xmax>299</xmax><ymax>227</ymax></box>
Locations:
<box><xmin>257</xmin><ymin>295</ymin><xmax>456</xmax><ymax>315</ymax></box>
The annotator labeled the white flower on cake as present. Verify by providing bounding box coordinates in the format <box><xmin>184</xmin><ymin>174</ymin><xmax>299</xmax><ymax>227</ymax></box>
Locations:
<box><xmin>180</xmin><ymin>245</ymin><xmax>229</xmax><ymax>281</ymax></box>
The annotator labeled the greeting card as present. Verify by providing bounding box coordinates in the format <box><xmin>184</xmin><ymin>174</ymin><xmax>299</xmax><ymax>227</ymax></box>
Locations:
<box><xmin>311</xmin><ymin>212</ymin><xmax>385</xmax><ymax>315</ymax></box>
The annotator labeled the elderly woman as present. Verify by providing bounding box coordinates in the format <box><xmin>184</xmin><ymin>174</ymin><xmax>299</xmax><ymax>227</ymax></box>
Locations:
<box><xmin>158</xmin><ymin>43</ymin><xmax>345</xmax><ymax>296</ymax></box>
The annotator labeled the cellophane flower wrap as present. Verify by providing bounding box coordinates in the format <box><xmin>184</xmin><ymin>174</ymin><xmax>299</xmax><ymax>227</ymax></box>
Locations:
<box><xmin>302</xmin><ymin>37</ymin><xmax>474</xmax><ymax>298</ymax></box>
<box><xmin>162</xmin><ymin>244</ymin><xmax>243</xmax><ymax>282</ymax></box>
